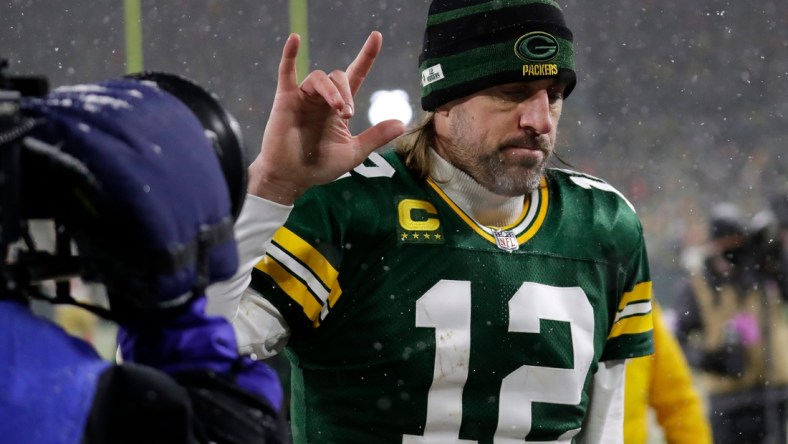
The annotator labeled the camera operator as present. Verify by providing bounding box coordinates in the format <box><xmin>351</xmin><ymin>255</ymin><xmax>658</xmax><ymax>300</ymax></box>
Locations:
<box><xmin>0</xmin><ymin>65</ymin><xmax>287</xmax><ymax>444</ymax></box>
<box><xmin>675</xmin><ymin>202</ymin><xmax>788</xmax><ymax>444</ymax></box>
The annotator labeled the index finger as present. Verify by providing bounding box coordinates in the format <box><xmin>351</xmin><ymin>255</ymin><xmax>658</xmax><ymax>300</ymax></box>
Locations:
<box><xmin>346</xmin><ymin>31</ymin><xmax>383</xmax><ymax>96</ymax></box>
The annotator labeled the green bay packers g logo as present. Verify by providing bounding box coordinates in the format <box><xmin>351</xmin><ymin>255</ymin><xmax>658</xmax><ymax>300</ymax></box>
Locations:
<box><xmin>514</xmin><ymin>32</ymin><xmax>559</xmax><ymax>62</ymax></box>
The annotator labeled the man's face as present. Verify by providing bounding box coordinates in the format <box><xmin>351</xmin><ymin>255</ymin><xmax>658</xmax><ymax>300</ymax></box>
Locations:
<box><xmin>433</xmin><ymin>79</ymin><xmax>565</xmax><ymax>196</ymax></box>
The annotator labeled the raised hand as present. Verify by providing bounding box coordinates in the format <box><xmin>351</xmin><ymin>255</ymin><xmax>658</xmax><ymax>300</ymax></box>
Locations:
<box><xmin>248</xmin><ymin>31</ymin><xmax>406</xmax><ymax>205</ymax></box>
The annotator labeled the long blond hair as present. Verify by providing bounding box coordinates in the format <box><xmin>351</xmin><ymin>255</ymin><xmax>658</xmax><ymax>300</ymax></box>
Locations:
<box><xmin>393</xmin><ymin>110</ymin><xmax>573</xmax><ymax>181</ymax></box>
<box><xmin>393</xmin><ymin>112</ymin><xmax>436</xmax><ymax>181</ymax></box>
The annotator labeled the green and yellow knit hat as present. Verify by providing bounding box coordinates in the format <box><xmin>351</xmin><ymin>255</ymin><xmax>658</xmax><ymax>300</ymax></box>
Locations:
<box><xmin>419</xmin><ymin>0</ymin><xmax>576</xmax><ymax>111</ymax></box>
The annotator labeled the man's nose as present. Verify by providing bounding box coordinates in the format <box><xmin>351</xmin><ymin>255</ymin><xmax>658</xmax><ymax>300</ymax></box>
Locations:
<box><xmin>517</xmin><ymin>89</ymin><xmax>554</xmax><ymax>135</ymax></box>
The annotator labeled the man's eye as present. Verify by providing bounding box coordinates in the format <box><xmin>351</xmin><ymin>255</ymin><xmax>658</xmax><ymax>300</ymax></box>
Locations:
<box><xmin>500</xmin><ymin>90</ymin><xmax>527</xmax><ymax>102</ymax></box>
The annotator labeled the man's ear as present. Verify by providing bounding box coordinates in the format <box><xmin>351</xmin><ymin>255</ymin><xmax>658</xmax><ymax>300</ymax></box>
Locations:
<box><xmin>432</xmin><ymin>99</ymin><xmax>459</xmax><ymax>142</ymax></box>
<box><xmin>434</xmin><ymin>98</ymin><xmax>459</xmax><ymax>118</ymax></box>
<box><xmin>434</xmin><ymin>104</ymin><xmax>451</xmax><ymax>117</ymax></box>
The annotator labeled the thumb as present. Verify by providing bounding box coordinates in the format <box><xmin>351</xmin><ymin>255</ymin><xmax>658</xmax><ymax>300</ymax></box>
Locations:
<box><xmin>355</xmin><ymin>119</ymin><xmax>407</xmax><ymax>157</ymax></box>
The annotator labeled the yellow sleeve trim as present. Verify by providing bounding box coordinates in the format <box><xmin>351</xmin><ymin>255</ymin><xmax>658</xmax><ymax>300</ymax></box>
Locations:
<box><xmin>608</xmin><ymin>281</ymin><xmax>653</xmax><ymax>339</ymax></box>
<box><xmin>327</xmin><ymin>285</ymin><xmax>342</xmax><ymax>310</ymax></box>
<box><xmin>257</xmin><ymin>255</ymin><xmax>323</xmax><ymax>327</ymax></box>
<box><xmin>272</xmin><ymin>226</ymin><xmax>339</xmax><ymax>288</ymax></box>
<box><xmin>617</xmin><ymin>281</ymin><xmax>652</xmax><ymax>311</ymax></box>
<box><xmin>608</xmin><ymin>311</ymin><xmax>653</xmax><ymax>339</ymax></box>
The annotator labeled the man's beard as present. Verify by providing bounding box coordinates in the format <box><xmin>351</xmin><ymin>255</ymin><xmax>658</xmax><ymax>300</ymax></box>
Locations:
<box><xmin>482</xmin><ymin>151</ymin><xmax>551</xmax><ymax>196</ymax></box>
<box><xmin>480</xmin><ymin>146</ymin><xmax>550</xmax><ymax>196</ymax></box>
<box><xmin>450</xmin><ymin>132</ymin><xmax>552</xmax><ymax>196</ymax></box>
<box><xmin>447</xmin><ymin>106</ymin><xmax>553</xmax><ymax>197</ymax></box>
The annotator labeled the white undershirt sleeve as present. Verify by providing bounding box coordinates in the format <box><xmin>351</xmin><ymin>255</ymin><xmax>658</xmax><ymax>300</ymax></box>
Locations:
<box><xmin>576</xmin><ymin>359</ymin><xmax>626</xmax><ymax>444</ymax></box>
<box><xmin>205</xmin><ymin>193</ymin><xmax>293</xmax><ymax>358</ymax></box>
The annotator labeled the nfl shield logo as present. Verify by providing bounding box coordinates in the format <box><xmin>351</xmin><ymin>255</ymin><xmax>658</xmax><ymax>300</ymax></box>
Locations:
<box><xmin>493</xmin><ymin>230</ymin><xmax>519</xmax><ymax>252</ymax></box>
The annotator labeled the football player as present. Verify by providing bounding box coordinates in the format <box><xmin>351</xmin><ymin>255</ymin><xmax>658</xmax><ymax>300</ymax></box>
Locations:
<box><xmin>208</xmin><ymin>1</ymin><xmax>654</xmax><ymax>442</ymax></box>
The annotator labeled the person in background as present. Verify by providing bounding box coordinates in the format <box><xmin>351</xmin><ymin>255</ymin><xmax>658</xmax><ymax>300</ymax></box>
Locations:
<box><xmin>624</xmin><ymin>302</ymin><xmax>713</xmax><ymax>443</ymax></box>
<box><xmin>675</xmin><ymin>202</ymin><xmax>788</xmax><ymax>444</ymax></box>
<box><xmin>208</xmin><ymin>1</ymin><xmax>654</xmax><ymax>442</ymax></box>
<box><xmin>766</xmin><ymin>191</ymin><xmax>788</xmax><ymax>305</ymax></box>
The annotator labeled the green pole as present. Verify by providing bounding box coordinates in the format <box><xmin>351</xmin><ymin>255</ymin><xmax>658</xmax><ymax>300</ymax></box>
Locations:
<box><xmin>124</xmin><ymin>0</ymin><xmax>144</xmax><ymax>74</ymax></box>
<box><xmin>289</xmin><ymin>0</ymin><xmax>309</xmax><ymax>82</ymax></box>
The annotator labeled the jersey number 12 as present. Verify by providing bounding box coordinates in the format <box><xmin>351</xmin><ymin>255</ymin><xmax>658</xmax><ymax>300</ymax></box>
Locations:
<box><xmin>402</xmin><ymin>280</ymin><xmax>594</xmax><ymax>443</ymax></box>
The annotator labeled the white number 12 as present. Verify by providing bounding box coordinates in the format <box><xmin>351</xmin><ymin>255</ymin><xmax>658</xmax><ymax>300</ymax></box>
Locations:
<box><xmin>403</xmin><ymin>280</ymin><xmax>594</xmax><ymax>443</ymax></box>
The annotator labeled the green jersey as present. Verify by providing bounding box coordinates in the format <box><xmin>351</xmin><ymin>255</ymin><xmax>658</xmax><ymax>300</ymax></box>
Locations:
<box><xmin>251</xmin><ymin>150</ymin><xmax>653</xmax><ymax>443</ymax></box>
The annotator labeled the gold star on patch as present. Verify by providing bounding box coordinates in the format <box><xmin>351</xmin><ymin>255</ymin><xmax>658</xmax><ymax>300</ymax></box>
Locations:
<box><xmin>401</xmin><ymin>233</ymin><xmax>409</xmax><ymax>240</ymax></box>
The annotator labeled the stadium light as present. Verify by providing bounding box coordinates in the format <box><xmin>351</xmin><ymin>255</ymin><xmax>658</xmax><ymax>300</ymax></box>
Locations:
<box><xmin>367</xmin><ymin>89</ymin><xmax>413</xmax><ymax>126</ymax></box>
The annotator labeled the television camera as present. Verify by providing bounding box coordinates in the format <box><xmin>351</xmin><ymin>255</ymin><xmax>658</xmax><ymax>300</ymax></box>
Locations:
<box><xmin>0</xmin><ymin>59</ymin><xmax>287</xmax><ymax>443</ymax></box>
<box><xmin>0</xmin><ymin>59</ymin><xmax>248</xmax><ymax>321</ymax></box>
